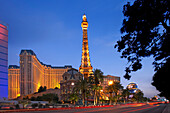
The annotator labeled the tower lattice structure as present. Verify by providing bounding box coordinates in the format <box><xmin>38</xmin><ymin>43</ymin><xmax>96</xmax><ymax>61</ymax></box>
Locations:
<box><xmin>79</xmin><ymin>14</ymin><xmax>93</xmax><ymax>78</ymax></box>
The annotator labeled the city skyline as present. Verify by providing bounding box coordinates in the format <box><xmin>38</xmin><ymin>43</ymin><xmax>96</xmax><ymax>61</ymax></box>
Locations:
<box><xmin>0</xmin><ymin>0</ymin><xmax>159</xmax><ymax>97</ymax></box>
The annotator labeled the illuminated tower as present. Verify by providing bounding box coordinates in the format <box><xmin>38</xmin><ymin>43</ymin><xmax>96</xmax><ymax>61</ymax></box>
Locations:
<box><xmin>79</xmin><ymin>14</ymin><xmax>93</xmax><ymax>78</ymax></box>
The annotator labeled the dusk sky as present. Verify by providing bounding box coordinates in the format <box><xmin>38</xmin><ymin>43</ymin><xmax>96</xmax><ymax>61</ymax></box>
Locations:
<box><xmin>0</xmin><ymin>0</ymin><xmax>159</xmax><ymax>97</ymax></box>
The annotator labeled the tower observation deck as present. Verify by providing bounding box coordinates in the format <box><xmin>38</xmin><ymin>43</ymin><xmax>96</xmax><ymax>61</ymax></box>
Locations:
<box><xmin>79</xmin><ymin>14</ymin><xmax>93</xmax><ymax>78</ymax></box>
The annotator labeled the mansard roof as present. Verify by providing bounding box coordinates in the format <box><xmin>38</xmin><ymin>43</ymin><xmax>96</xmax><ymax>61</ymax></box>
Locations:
<box><xmin>19</xmin><ymin>49</ymin><xmax>72</xmax><ymax>69</ymax></box>
<box><xmin>20</xmin><ymin>49</ymin><xmax>36</xmax><ymax>56</ymax></box>
<box><xmin>9</xmin><ymin>65</ymin><xmax>20</xmax><ymax>69</ymax></box>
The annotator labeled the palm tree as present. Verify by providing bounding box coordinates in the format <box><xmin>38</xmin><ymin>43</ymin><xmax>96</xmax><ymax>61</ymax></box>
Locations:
<box><xmin>74</xmin><ymin>78</ymin><xmax>89</xmax><ymax>106</ymax></box>
<box><xmin>133</xmin><ymin>90</ymin><xmax>144</xmax><ymax>103</ymax></box>
<box><xmin>85</xmin><ymin>86</ymin><xmax>92</xmax><ymax>106</ymax></box>
<box><xmin>122</xmin><ymin>88</ymin><xmax>130</xmax><ymax>104</ymax></box>
<box><xmin>106</xmin><ymin>85</ymin><xmax>114</xmax><ymax>105</ymax></box>
<box><xmin>69</xmin><ymin>93</ymin><xmax>79</xmax><ymax>106</ymax></box>
<box><xmin>92</xmin><ymin>84</ymin><xmax>103</xmax><ymax>105</ymax></box>
<box><xmin>93</xmin><ymin>69</ymin><xmax>104</xmax><ymax>84</ymax></box>
<box><xmin>91</xmin><ymin>69</ymin><xmax>104</xmax><ymax>105</ymax></box>
<box><xmin>106</xmin><ymin>82</ymin><xmax>123</xmax><ymax>105</ymax></box>
<box><xmin>113</xmin><ymin>82</ymin><xmax>123</xmax><ymax>104</ymax></box>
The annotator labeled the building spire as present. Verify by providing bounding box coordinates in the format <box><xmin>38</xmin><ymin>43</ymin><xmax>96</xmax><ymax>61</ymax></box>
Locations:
<box><xmin>82</xmin><ymin>14</ymin><xmax>87</xmax><ymax>22</ymax></box>
<box><xmin>79</xmin><ymin>14</ymin><xmax>93</xmax><ymax>78</ymax></box>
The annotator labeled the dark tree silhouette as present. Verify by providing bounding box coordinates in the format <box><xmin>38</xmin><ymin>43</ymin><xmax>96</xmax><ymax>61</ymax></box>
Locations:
<box><xmin>133</xmin><ymin>90</ymin><xmax>144</xmax><ymax>102</ymax></box>
<box><xmin>38</xmin><ymin>86</ymin><xmax>47</xmax><ymax>93</ymax></box>
<box><xmin>152</xmin><ymin>58</ymin><xmax>170</xmax><ymax>100</ymax></box>
<box><xmin>92</xmin><ymin>69</ymin><xmax>104</xmax><ymax>105</ymax></box>
<box><xmin>38</xmin><ymin>86</ymin><xmax>44</xmax><ymax>93</ymax></box>
<box><xmin>74</xmin><ymin>78</ymin><xmax>89</xmax><ymax>106</ymax></box>
<box><xmin>115</xmin><ymin>0</ymin><xmax>170</xmax><ymax>79</ymax></box>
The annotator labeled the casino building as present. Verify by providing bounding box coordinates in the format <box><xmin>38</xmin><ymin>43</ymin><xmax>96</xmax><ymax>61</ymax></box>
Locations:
<box><xmin>0</xmin><ymin>22</ymin><xmax>8</xmax><ymax>98</ymax></box>
<box><xmin>8</xmin><ymin>50</ymin><xmax>72</xmax><ymax>99</ymax></box>
<box><xmin>8</xmin><ymin>14</ymin><xmax>121</xmax><ymax>100</ymax></box>
<box><xmin>8</xmin><ymin>65</ymin><xmax>20</xmax><ymax>99</ymax></box>
<box><xmin>101</xmin><ymin>75</ymin><xmax>120</xmax><ymax>99</ymax></box>
<box><xmin>101</xmin><ymin>75</ymin><xmax>120</xmax><ymax>91</ymax></box>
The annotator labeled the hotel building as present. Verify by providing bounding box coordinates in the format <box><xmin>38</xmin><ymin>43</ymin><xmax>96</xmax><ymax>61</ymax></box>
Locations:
<box><xmin>8</xmin><ymin>50</ymin><xmax>72</xmax><ymax>99</ymax></box>
<box><xmin>0</xmin><ymin>22</ymin><xmax>8</xmax><ymax>98</ymax></box>
<box><xmin>99</xmin><ymin>75</ymin><xmax>120</xmax><ymax>100</ymax></box>
<box><xmin>101</xmin><ymin>75</ymin><xmax>120</xmax><ymax>91</ymax></box>
<box><xmin>8</xmin><ymin>65</ymin><xmax>20</xmax><ymax>99</ymax></box>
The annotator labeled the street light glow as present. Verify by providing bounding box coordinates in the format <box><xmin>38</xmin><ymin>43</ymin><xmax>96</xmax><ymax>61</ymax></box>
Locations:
<box><xmin>71</xmin><ymin>82</ymin><xmax>74</xmax><ymax>86</ymax></box>
<box><xmin>108</xmin><ymin>81</ymin><xmax>113</xmax><ymax>85</ymax></box>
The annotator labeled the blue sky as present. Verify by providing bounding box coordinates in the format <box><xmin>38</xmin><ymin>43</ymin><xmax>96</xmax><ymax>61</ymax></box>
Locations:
<box><xmin>0</xmin><ymin>0</ymin><xmax>159</xmax><ymax>97</ymax></box>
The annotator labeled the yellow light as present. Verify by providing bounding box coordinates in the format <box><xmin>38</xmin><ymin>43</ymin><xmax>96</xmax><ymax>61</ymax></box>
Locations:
<box><xmin>17</xmin><ymin>94</ymin><xmax>20</xmax><ymax>97</ymax></box>
<box><xmin>108</xmin><ymin>81</ymin><xmax>113</xmax><ymax>85</ymax></box>
<box><xmin>37</xmin><ymin>82</ymin><xmax>41</xmax><ymax>91</ymax></box>
<box><xmin>81</xmin><ymin>14</ymin><xmax>88</xmax><ymax>29</ymax></box>
<box><xmin>82</xmin><ymin>14</ymin><xmax>87</xmax><ymax>21</ymax></box>
<box><xmin>106</xmin><ymin>97</ymin><xmax>109</xmax><ymax>100</ymax></box>
<box><xmin>81</xmin><ymin>22</ymin><xmax>88</xmax><ymax>29</ymax></box>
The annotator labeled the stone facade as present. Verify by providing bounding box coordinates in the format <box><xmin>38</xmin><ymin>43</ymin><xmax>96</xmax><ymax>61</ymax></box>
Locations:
<box><xmin>60</xmin><ymin>68</ymin><xmax>83</xmax><ymax>101</ymax></box>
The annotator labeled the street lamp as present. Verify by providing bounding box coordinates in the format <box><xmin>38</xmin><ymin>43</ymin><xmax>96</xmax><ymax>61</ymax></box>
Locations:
<box><xmin>71</xmin><ymin>82</ymin><xmax>74</xmax><ymax>86</ymax></box>
<box><xmin>108</xmin><ymin>81</ymin><xmax>113</xmax><ymax>85</ymax></box>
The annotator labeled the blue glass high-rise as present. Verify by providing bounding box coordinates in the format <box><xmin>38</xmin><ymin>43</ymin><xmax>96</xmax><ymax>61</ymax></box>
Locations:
<box><xmin>0</xmin><ymin>22</ymin><xmax>8</xmax><ymax>98</ymax></box>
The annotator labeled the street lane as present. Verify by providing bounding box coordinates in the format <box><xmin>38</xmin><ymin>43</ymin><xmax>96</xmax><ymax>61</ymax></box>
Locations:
<box><xmin>131</xmin><ymin>104</ymin><xmax>169</xmax><ymax>113</ymax></box>
<box><xmin>12</xmin><ymin>104</ymin><xmax>169</xmax><ymax>113</ymax></box>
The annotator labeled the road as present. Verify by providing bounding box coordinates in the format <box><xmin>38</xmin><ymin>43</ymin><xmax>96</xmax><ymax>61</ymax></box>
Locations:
<box><xmin>11</xmin><ymin>103</ymin><xmax>170</xmax><ymax>113</ymax></box>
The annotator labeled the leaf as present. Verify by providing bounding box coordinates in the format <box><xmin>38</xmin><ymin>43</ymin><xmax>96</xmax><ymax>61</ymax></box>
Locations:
<box><xmin>132</xmin><ymin>61</ymin><xmax>142</xmax><ymax>71</ymax></box>
<box><xmin>124</xmin><ymin>73</ymin><xmax>131</xmax><ymax>80</ymax></box>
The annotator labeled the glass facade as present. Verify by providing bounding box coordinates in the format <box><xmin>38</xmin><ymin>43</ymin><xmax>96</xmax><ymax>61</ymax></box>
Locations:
<box><xmin>0</xmin><ymin>23</ymin><xmax>8</xmax><ymax>98</ymax></box>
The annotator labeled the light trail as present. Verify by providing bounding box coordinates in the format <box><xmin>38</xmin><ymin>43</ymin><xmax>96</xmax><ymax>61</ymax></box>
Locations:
<box><xmin>121</xmin><ymin>105</ymin><xmax>158</xmax><ymax>113</ymax></box>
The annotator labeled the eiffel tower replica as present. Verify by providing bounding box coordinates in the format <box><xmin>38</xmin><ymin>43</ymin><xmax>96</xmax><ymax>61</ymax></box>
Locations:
<box><xmin>79</xmin><ymin>14</ymin><xmax>93</xmax><ymax>78</ymax></box>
